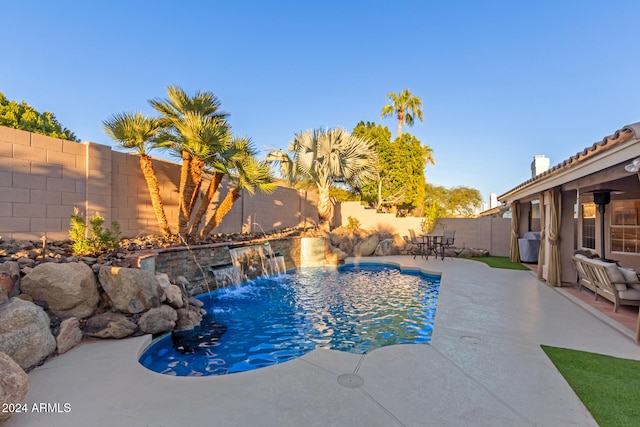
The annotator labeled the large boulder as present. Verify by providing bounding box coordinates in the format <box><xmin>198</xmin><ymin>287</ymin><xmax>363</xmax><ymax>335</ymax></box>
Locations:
<box><xmin>0</xmin><ymin>352</ymin><xmax>29</xmax><ymax>424</ymax></box>
<box><xmin>138</xmin><ymin>305</ymin><xmax>178</xmax><ymax>334</ymax></box>
<box><xmin>156</xmin><ymin>273</ymin><xmax>184</xmax><ymax>308</ymax></box>
<box><xmin>374</xmin><ymin>238</ymin><xmax>401</xmax><ymax>256</ymax></box>
<box><xmin>0</xmin><ymin>261</ymin><xmax>21</xmax><ymax>303</ymax></box>
<box><xmin>98</xmin><ymin>266</ymin><xmax>163</xmax><ymax>314</ymax></box>
<box><xmin>20</xmin><ymin>262</ymin><xmax>99</xmax><ymax>319</ymax></box>
<box><xmin>354</xmin><ymin>234</ymin><xmax>379</xmax><ymax>257</ymax></box>
<box><xmin>56</xmin><ymin>317</ymin><xmax>83</xmax><ymax>354</ymax></box>
<box><xmin>0</xmin><ymin>298</ymin><xmax>56</xmax><ymax>370</ymax></box>
<box><xmin>84</xmin><ymin>312</ymin><xmax>138</xmax><ymax>339</ymax></box>
<box><xmin>338</xmin><ymin>235</ymin><xmax>356</xmax><ymax>256</ymax></box>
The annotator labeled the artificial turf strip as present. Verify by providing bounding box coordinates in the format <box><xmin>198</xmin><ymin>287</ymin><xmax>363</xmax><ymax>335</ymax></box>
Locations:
<box><xmin>541</xmin><ymin>345</ymin><xmax>640</xmax><ymax>427</ymax></box>
<box><xmin>468</xmin><ymin>256</ymin><xmax>530</xmax><ymax>270</ymax></box>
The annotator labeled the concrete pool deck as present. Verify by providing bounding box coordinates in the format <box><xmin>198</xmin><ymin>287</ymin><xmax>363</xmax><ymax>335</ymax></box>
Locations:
<box><xmin>5</xmin><ymin>256</ymin><xmax>640</xmax><ymax>427</ymax></box>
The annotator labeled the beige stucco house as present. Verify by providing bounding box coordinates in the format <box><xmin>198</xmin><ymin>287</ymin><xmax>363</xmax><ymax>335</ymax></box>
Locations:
<box><xmin>498</xmin><ymin>122</ymin><xmax>640</xmax><ymax>286</ymax></box>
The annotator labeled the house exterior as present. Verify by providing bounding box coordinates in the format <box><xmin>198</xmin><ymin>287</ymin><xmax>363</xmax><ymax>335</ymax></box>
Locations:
<box><xmin>498</xmin><ymin>122</ymin><xmax>640</xmax><ymax>286</ymax></box>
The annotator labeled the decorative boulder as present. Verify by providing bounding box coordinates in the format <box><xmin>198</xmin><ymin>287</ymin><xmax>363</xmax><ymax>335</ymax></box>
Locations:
<box><xmin>56</xmin><ymin>317</ymin><xmax>83</xmax><ymax>354</ymax></box>
<box><xmin>330</xmin><ymin>246</ymin><xmax>348</xmax><ymax>261</ymax></box>
<box><xmin>138</xmin><ymin>305</ymin><xmax>178</xmax><ymax>334</ymax></box>
<box><xmin>98</xmin><ymin>266</ymin><xmax>163</xmax><ymax>314</ymax></box>
<box><xmin>20</xmin><ymin>262</ymin><xmax>99</xmax><ymax>319</ymax></box>
<box><xmin>84</xmin><ymin>312</ymin><xmax>138</xmax><ymax>339</ymax></box>
<box><xmin>458</xmin><ymin>248</ymin><xmax>490</xmax><ymax>258</ymax></box>
<box><xmin>0</xmin><ymin>298</ymin><xmax>56</xmax><ymax>370</ymax></box>
<box><xmin>0</xmin><ymin>352</ymin><xmax>29</xmax><ymax>424</ymax></box>
<box><xmin>338</xmin><ymin>235</ymin><xmax>356</xmax><ymax>256</ymax></box>
<box><xmin>163</xmin><ymin>284</ymin><xmax>184</xmax><ymax>309</ymax></box>
<box><xmin>155</xmin><ymin>273</ymin><xmax>183</xmax><ymax>308</ymax></box>
<box><xmin>374</xmin><ymin>238</ymin><xmax>401</xmax><ymax>256</ymax></box>
<box><xmin>175</xmin><ymin>308</ymin><xmax>202</xmax><ymax>331</ymax></box>
<box><xmin>354</xmin><ymin>234</ymin><xmax>379</xmax><ymax>257</ymax></box>
<box><xmin>0</xmin><ymin>261</ymin><xmax>21</xmax><ymax>303</ymax></box>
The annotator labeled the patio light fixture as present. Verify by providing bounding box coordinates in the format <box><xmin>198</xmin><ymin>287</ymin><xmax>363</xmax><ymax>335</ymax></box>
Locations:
<box><xmin>583</xmin><ymin>189</ymin><xmax>622</xmax><ymax>263</ymax></box>
<box><xmin>624</xmin><ymin>158</ymin><xmax>640</xmax><ymax>173</ymax></box>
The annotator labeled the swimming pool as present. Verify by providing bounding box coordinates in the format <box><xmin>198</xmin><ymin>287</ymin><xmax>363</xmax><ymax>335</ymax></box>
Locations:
<box><xmin>139</xmin><ymin>263</ymin><xmax>440</xmax><ymax>376</ymax></box>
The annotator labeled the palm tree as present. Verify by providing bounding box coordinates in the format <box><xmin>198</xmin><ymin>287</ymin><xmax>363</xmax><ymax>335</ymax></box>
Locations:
<box><xmin>200</xmin><ymin>138</ymin><xmax>276</xmax><ymax>238</ymax></box>
<box><xmin>150</xmin><ymin>86</ymin><xmax>230</xmax><ymax>238</ymax></box>
<box><xmin>380</xmin><ymin>89</ymin><xmax>424</xmax><ymax>139</ymax></box>
<box><xmin>267</xmin><ymin>128</ymin><xmax>378</xmax><ymax>224</ymax></box>
<box><xmin>102</xmin><ymin>112</ymin><xmax>172</xmax><ymax>237</ymax></box>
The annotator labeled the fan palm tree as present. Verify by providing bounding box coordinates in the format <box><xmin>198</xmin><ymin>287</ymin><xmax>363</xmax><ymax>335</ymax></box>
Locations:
<box><xmin>150</xmin><ymin>86</ymin><xmax>230</xmax><ymax>237</ymax></box>
<box><xmin>102</xmin><ymin>112</ymin><xmax>172</xmax><ymax>237</ymax></box>
<box><xmin>267</xmin><ymin>128</ymin><xmax>378</xmax><ymax>223</ymax></box>
<box><xmin>200</xmin><ymin>138</ymin><xmax>276</xmax><ymax>238</ymax></box>
<box><xmin>380</xmin><ymin>89</ymin><xmax>424</xmax><ymax>139</ymax></box>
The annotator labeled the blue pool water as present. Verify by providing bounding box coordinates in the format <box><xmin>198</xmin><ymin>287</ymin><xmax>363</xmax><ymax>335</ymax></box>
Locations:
<box><xmin>139</xmin><ymin>264</ymin><xmax>440</xmax><ymax>376</ymax></box>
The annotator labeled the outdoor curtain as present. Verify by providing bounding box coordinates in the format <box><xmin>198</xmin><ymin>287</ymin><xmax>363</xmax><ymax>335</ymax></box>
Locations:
<box><xmin>548</xmin><ymin>188</ymin><xmax>562</xmax><ymax>286</ymax></box>
<box><xmin>510</xmin><ymin>201</ymin><xmax>520</xmax><ymax>263</ymax></box>
<box><xmin>537</xmin><ymin>192</ymin><xmax>545</xmax><ymax>281</ymax></box>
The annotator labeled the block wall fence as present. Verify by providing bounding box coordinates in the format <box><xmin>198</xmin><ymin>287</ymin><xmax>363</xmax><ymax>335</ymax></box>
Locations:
<box><xmin>0</xmin><ymin>126</ymin><xmax>319</xmax><ymax>240</ymax></box>
<box><xmin>335</xmin><ymin>201</ymin><xmax>511</xmax><ymax>257</ymax></box>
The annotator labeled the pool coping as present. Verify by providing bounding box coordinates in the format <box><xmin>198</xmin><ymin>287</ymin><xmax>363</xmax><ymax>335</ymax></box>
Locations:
<box><xmin>6</xmin><ymin>255</ymin><xmax>639</xmax><ymax>427</ymax></box>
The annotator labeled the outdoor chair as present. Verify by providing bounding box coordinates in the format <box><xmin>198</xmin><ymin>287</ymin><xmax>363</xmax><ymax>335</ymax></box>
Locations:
<box><xmin>408</xmin><ymin>229</ymin><xmax>425</xmax><ymax>259</ymax></box>
<box><xmin>436</xmin><ymin>229</ymin><xmax>456</xmax><ymax>260</ymax></box>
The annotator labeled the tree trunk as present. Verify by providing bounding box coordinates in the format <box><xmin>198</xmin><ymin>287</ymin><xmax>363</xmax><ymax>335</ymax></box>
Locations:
<box><xmin>187</xmin><ymin>158</ymin><xmax>205</xmax><ymax>223</ymax></box>
<box><xmin>317</xmin><ymin>183</ymin><xmax>332</xmax><ymax>223</ymax></box>
<box><xmin>397</xmin><ymin>108</ymin><xmax>404</xmax><ymax>139</ymax></box>
<box><xmin>200</xmin><ymin>187</ymin><xmax>241</xmax><ymax>238</ymax></box>
<box><xmin>178</xmin><ymin>151</ymin><xmax>194</xmax><ymax>237</ymax></box>
<box><xmin>190</xmin><ymin>171</ymin><xmax>224</xmax><ymax>238</ymax></box>
<box><xmin>139</xmin><ymin>155</ymin><xmax>172</xmax><ymax>237</ymax></box>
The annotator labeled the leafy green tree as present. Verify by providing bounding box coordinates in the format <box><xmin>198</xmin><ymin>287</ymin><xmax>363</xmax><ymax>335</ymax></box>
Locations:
<box><xmin>353</xmin><ymin>121</ymin><xmax>432</xmax><ymax>213</ymax></box>
<box><xmin>380</xmin><ymin>89</ymin><xmax>424</xmax><ymax>139</ymax></box>
<box><xmin>103</xmin><ymin>112</ymin><xmax>172</xmax><ymax>237</ymax></box>
<box><xmin>267</xmin><ymin>127</ymin><xmax>378</xmax><ymax>224</ymax></box>
<box><xmin>422</xmin><ymin>183</ymin><xmax>483</xmax><ymax>231</ymax></box>
<box><xmin>0</xmin><ymin>92</ymin><xmax>79</xmax><ymax>141</ymax></box>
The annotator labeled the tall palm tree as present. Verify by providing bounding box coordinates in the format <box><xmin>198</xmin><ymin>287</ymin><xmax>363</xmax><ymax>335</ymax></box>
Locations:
<box><xmin>200</xmin><ymin>138</ymin><xmax>276</xmax><ymax>238</ymax></box>
<box><xmin>150</xmin><ymin>86</ymin><xmax>230</xmax><ymax>238</ymax></box>
<box><xmin>267</xmin><ymin>128</ymin><xmax>378</xmax><ymax>223</ymax></box>
<box><xmin>102</xmin><ymin>112</ymin><xmax>172</xmax><ymax>237</ymax></box>
<box><xmin>380</xmin><ymin>89</ymin><xmax>424</xmax><ymax>139</ymax></box>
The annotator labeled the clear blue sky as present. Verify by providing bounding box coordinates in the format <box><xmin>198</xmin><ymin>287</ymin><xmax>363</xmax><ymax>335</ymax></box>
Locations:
<box><xmin>3</xmin><ymin>1</ymin><xmax>640</xmax><ymax>207</ymax></box>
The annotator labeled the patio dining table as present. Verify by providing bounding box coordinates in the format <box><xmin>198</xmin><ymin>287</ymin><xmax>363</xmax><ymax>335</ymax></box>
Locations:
<box><xmin>417</xmin><ymin>234</ymin><xmax>442</xmax><ymax>260</ymax></box>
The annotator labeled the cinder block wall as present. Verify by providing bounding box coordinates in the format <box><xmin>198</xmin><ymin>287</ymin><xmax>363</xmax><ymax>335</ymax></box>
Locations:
<box><xmin>337</xmin><ymin>201</ymin><xmax>511</xmax><ymax>256</ymax></box>
<box><xmin>0</xmin><ymin>126</ymin><xmax>319</xmax><ymax>240</ymax></box>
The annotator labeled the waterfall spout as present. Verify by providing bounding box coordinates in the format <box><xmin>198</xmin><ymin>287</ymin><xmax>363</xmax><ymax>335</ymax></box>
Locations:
<box><xmin>229</xmin><ymin>242</ymin><xmax>286</xmax><ymax>282</ymax></box>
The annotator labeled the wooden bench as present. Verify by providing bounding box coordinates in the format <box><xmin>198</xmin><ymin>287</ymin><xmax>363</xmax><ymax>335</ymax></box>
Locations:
<box><xmin>572</xmin><ymin>254</ymin><xmax>640</xmax><ymax>312</ymax></box>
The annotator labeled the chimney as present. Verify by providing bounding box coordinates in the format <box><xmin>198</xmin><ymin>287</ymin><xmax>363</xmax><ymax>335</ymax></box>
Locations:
<box><xmin>531</xmin><ymin>155</ymin><xmax>550</xmax><ymax>178</ymax></box>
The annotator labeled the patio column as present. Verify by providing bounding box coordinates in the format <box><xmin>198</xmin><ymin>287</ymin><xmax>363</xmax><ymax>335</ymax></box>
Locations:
<box><xmin>510</xmin><ymin>201</ymin><xmax>520</xmax><ymax>263</ymax></box>
<box><xmin>548</xmin><ymin>187</ymin><xmax>562</xmax><ymax>286</ymax></box>
<box><xmin>537</xmin><ymin>192</ymin><xmax>546</xmax><ymax>281</ymax></box>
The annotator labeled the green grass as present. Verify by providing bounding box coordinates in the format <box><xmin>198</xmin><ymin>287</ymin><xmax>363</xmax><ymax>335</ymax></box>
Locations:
<box><xmin>468</xmin><ymin>256</ymin><xmax>530</xmax><ymax>270</ymax></box>
<box><xmin>542</xmin><ymin>345</ymin><xmax>640</xmax><ymax>427</ymax></box>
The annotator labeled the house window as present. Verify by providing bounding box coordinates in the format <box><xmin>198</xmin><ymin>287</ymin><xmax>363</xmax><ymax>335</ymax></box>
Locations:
<box><xmin>611</xmin><ymin>200</ymin><xmax>640</xmax><ymax>254</ymax></box>
<box><xmin>581</xmin><ymin>203</ymin><xmax>596</xmax><ymax>249</ymax></box>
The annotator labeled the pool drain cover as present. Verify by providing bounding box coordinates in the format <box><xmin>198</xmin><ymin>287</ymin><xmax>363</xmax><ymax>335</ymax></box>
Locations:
<box><xmin>338</xmin><ymin>374</ymin><xmax>364</xmax><ymax>388</ymax></box>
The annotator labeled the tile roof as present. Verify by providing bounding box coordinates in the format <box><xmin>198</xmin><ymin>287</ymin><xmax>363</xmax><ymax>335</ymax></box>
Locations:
<box><xmin>499</xmin><ymin>122</ymin><xmax>640</xmax><ymax>200</ymax></box>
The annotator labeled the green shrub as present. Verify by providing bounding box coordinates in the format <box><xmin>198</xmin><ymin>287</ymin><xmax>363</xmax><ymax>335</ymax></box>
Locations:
<box><xmin>346</xmin><ymin>216</ymin><xmax>361</xmax><ymax>230</ymax></box>
<box><xmin>69</xmin><ymin>208</ymin><xmax>121</xmax><ymax>256</ymax></box>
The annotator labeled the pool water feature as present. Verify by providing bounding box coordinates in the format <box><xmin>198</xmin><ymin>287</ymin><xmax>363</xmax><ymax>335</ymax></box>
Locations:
<box><xmin>139</xmin><ymin>264</ymin><xmax>440</xmax><ymax>376</ymax></box>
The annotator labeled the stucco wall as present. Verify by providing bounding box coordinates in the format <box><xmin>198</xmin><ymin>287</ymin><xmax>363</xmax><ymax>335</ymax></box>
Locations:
<box><xmin>336</xmin><ymin>201</ymin><xmax>511</xmax><ymax>256</ymax></box>
<box><xmin>0</xmin><ymin>126</ymin><xmax>318</xmax><ymax>240</ymax></box>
